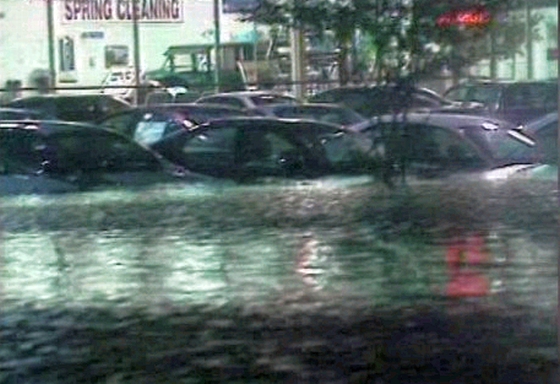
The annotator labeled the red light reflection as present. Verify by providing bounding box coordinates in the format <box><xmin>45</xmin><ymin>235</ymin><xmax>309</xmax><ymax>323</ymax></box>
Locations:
<box><xmin>436</xmin><ymin>8</ymin><xmax>492</xmax><ymax>28</ymax></box>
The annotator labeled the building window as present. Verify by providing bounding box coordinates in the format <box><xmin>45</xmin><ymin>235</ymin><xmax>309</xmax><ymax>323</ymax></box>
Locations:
<box><xmin>105</xmin><ymin>45</ymin><xmax>130</xmax><ymax>68</ymax></box>
<box><xmin>59</xmin><ymin>36</ymin><xmax>75</xmax><ymax>72</ymax></box>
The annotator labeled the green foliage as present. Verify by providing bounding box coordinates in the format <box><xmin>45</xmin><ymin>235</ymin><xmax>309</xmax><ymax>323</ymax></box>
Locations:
<box><xmin>245</xmin><ymin>0</ymin><xmax>541</xmax><ymax>82</ymax></box>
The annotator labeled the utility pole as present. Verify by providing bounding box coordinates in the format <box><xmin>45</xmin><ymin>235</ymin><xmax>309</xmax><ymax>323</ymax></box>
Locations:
<box><xmin>46</xmin><ymin>0</ymin><xmax>56</xmax><ymax>91</ymax></box>
<box><xmin>525</xmin><ymin>1</ymin><xmax>533</xmax><ymax>79</ymax></box>
<box><xmin>290</xmin><ymin>27</ymin><xmax>305</xmax><ymax>100</ymax></box>
<box><xmin>132</xmin><ymin>0</ymin><xmax>141</xmax><ymax>105</ymax></box>
<box><xmin>489</xmin><ymin>29</ymin><xmax>497</xmax><ymax>80</ymax></box>
<box><xmin>213</xmin><ymin>0</ymin><xmax>221</xmax><ymax>92</ymax></box>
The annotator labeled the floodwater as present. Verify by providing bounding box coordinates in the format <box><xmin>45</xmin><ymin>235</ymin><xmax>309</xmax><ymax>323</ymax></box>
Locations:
<box><xmin>0</xmin><ymin>176</ymin><xmax>557</xmax><ymax>383</ymax></box>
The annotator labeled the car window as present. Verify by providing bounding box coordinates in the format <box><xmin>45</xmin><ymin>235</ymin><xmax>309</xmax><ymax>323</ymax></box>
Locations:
<box><xmin>180</xmin><ymin>126</ymin><xmax>237</xmax><ymax>176</ymax></box>
<box><xmin>504</xmin><ymin>84</ymin><xmax>557</xmax><ymax>109</ymax></box>
<box><xmin>200</xmin><ymin>96</ymin><xmax>245</xmax><ymax>109</ymax></box>
<box><xmin>0</xmin><ymin>129</ymin><xmax>44</xmax><ymax>174</ymax></box>
<box><xmin>249</xmin><ymin>95</ymin><xmax>297</xmax><ymax>106</ymax></box>
<box><xmin>370</xmin><ymin>123</ymin><xmax>487</xmax><ymax>174</ymax></box>
<box><xmin>102</xmin><ymin>96</ymin><xmax>131</xmax><ymax>116</ymax></box>
<box><xmin>447</xmin><ymin>84</ymin><xmax>501</xmax><ymax>105</ymax></box>
<box><xmin>132</xmin><ymin>112</ymin><xmax>185</xmax><ymax>146</ymax></box>
<box><xmin>235</xmin><ymin>127</ymin><xmax>304</xmax><ymax>175</ymax></box>
<box><xmin>54</xmin><ymin>96</ymin><xmax>129</xmax><ymax>122</ymax></box>
<box><xmin>411</xmin><ymin>125</ymin><xmax>485</xmax><ymax>168</ymax></box>
<box><xmin>100</xmin><ymin>111</ymin><xmax>137</xmax><ymax>136</ymax></box>
<box><xmin>221</xmin><ymin>97</ymin><xmax>246</xmax><ymax>109</ymax></box>
<box><xmin>186</xmin><ymin>107</ymin><xmax>246</xmax><ymax>122</ymax></box>
<box><xmin>184</xmin><ymin>127</ymin><xmax>236</xmax><ymax>155</ymax></box>
<box><xmin>145</xmin><ymin>91</ymin><xmax>173</xmax><ymax>105</ymax></box>
<box><xmin>55</xmin><ymin>97</ymin><xmax>99</xmax><ymax>121</ymax></box>
<box><xmin>411</xmin><ymin>94</ymin><xmax>441</xmax><ymax>108</ymax></box>
<box><xmin>9</xmin><ymin>98</ymin><xmax>56</xmax><ymax>117</ymax></box>
<box><xmin>320</xmin><ymin>131</ymin><xmax>366</xmax><ymax>169</ymax></box>
<box><xmin>309</xmin><ymin>90</ymin><xmax>338</xmax><ymax>103</ymax></box>
<box><xmin>444</xmin><ymin>86</ymin><xmax>470</xmax><ymax>101</ymax></box>
<box><xmin>49</xmin><ymin>129</ymin><xmax>161</xmax><ymax>173</ymax></box>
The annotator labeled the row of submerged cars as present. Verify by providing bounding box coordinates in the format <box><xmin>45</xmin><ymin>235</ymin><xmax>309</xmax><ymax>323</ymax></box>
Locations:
<box><xmin>0</xmin><ymin>79</ymin><xmax>556</xmax><ymax>196</ymax></box>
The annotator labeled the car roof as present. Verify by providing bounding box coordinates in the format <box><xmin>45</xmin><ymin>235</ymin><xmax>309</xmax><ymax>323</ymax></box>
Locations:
<box><xmin>0</xmin><ymin>119</ymin><xmax>116</xmax><ymax>135</ymax></box>
<box><xmin>259</xmin><ymin>102</ymin><xmax>351</xmax><ymax>111</ymax></box>
<box><xmin>193</xmin><ymin>116</ymin><xmax>345</xmax><ymax>131</ymax></box>
<box><xmin>199</xmin><ymin>91</ymin><xmax>296</xmax><ymax>98</ymax></box>
<box><xmin>451</xmin><ymin>79</ymin><xmax>557</xmax><ymax>87</ymax></box>
<box><xmin>0</xmin><ymin>107</ymin><xmax>45</xmax><ymax>113</ymax></box>
<box><xmin>150</xmin><ymin>103</ymin><xmax>245</xmax><ymax>111</ymax></box>
<box><xmin>10</xmin><ymin>93</ymin><xmax>125</xmax><ymax>100</ymax></box>
<box><xmin>355</xmin><ymin>112</ymin><xmax>518</xmax><ymax>131</ymax></box>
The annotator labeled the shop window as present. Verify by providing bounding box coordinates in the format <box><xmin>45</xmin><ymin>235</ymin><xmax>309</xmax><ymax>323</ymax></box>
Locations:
<box><xmin>59</xmin><ymin>36</ymin><xmax>75</xmax><ymax>72</ymax></box>
<box><xmin>105</xmin><ymin>45</ymin><xmax>130</xmax><ymax>68</ymax></box>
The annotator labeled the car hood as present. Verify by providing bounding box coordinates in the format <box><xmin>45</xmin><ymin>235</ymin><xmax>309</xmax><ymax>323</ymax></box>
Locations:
<box><xmin>482</xmin><ymin>163</ymin><xmax>558</xmax><ymax>182</ymax></box>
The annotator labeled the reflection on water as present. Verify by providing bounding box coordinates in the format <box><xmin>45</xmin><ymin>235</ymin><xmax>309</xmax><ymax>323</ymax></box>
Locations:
<box><xmin>0</xmin><ymin>224</ymin><xmax>556</xmax><ymax>318</ymax></box>
<box><xmin>0</xmin><ymin>179</ymin><xmax>557</xmax><ymax>382</ymax></box>
<box><xmin>0</xmin><ymin>178</ymin><xmax>556</xmax><ymax>312</ymax></box>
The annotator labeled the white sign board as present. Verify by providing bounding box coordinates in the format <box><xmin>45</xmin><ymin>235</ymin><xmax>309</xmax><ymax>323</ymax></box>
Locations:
<box><xmin>62</xmin><ymin>0</ymin><xmax>184</xmax><ymax>23</ymax></box>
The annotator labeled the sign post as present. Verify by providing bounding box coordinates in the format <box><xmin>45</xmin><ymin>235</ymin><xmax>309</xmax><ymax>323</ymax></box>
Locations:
<box><xmin>47</xmin><ymin>0</ymin><xmax>56</xmax><ymax>90</ymax></box>
<box><xmin>213</xmin><ymin>0</ymin><xmax>221</xmax><ymax>92</ymax></box>
<box><xmin>132</xmin><ymin>0</ymin><xmax>141</xmax><ymax>105</ymax></box>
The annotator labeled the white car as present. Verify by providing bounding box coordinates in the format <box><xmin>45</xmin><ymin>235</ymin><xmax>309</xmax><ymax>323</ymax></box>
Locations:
<box><xmin>195</xmin><ymin>91</ymin><xmax>299</xmax><ymax>112</ymax></box>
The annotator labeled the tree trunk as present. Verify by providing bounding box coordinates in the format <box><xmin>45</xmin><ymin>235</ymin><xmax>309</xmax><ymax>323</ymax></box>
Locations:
<box><xmin>338</xmin><ymin>44</ymin><xmax>350</xmax><ymax>86</ymax></box>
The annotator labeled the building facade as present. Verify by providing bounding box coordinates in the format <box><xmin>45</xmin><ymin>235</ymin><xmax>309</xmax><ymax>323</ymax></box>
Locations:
<box><xmin>469</xmin><ymin>5</ymin><xmax>558</xmax><ymax>81</ymax></box>
<box><xmin>0</xmin><ymin>0</ymin><xmax>256</xmax><ymax>93</ymax></box>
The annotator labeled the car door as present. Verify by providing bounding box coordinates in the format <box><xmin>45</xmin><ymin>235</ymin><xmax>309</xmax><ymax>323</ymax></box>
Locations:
<box><xmin>99</xmin><ymin>110</ymin><xmax>140</xmax><ymax>136</ymax></box>
<box><xmin>45</xmin><ymin>129</ymin><xmax>169</xmax><ymax>188</ymax></box>
<box><xmin>405</xmin><ymin>124</ymin><xmax>489</xmax><ymax>178</ymax></box>
<box><xmin>175</xmin><ymin>124</ymin><xmax>237</xmax><ymax>177</ymax></box>
<box><xmin>0</xmin><ymin>127</ymin><xmax>78</xmax><ymax>195</ymax></box>
<box><xmin>370</xmin><ymin>123</ymin><xmax>488</xmax><ymax>179</ymax></box>
<box><xmin>131</xmin><ymin>110</ymin><xmax>187</xmax><ymax>147</ymax></box>
<box><xmin>234</xmin><ymin>123</ymin><xmax>310</xmax><ymax>179</ymax></box>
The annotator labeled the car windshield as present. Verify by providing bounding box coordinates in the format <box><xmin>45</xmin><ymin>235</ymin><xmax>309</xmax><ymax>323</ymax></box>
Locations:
<box><xmin>447</xmin><ymin>84</ymin><xmax>501</xmax><ymax>105</ymax></box>
<box><xmin>463</xmin><ymin>127</ymin><xmax>540</xmax><ymax>165</ymax></box>
<box><xmin>47</xmin><ymin>129</ymin><xmax>162</xmax><ymax>173</ymax></box>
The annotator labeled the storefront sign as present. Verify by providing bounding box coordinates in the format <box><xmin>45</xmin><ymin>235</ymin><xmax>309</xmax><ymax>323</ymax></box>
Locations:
<box><xmin>63</xmin><ymin>0</ymin><xmax>183</xmax><ymax>23</ymax></box>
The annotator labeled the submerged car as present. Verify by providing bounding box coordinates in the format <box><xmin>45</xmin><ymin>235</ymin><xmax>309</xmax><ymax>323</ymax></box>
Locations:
<box><xmin>195</xmin><ymin>91</ymin><xmax>299</xmax><ymax>113</ymax></box>
<box><xmin>356</xmin><ymin>112</ymin><xmax>542</xmax><ymax>181</ymax></box>
<box><xmin>0</xmin><ymin>107</ymin><xmax>49</xmax><ymax>120</ymax></box>
<box><xmin>482</xmin><ymin>112</ymin><xmax>558</xmax><ymax>181</ymax></box>
<box><xmin>150</xmin><ymin>117</ymin><xmax>374</xmax><ymax>180</ymax></box>
<box><xmin>0</xmin><ymin>120</ymin><xmax>197</xmax><ymax>195</ymax></box>
<box><xmin>443</xmin><ymin>79</ymin><xmax>558</xmax><ymax>125</ymax></box>
<box><xmin>98</xmin><ymin>104</ymin><xmax>251</xmax><ymax>146</ymax></box>
<box><xmin>308</xmin><ymin>85</ymin><xmax>484</xmax><ymax>117</ymax></box>
<box><xmin>5</xmin><ymin>94</ymin><xmax>132</xmax><ymax>123</ymax></box>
